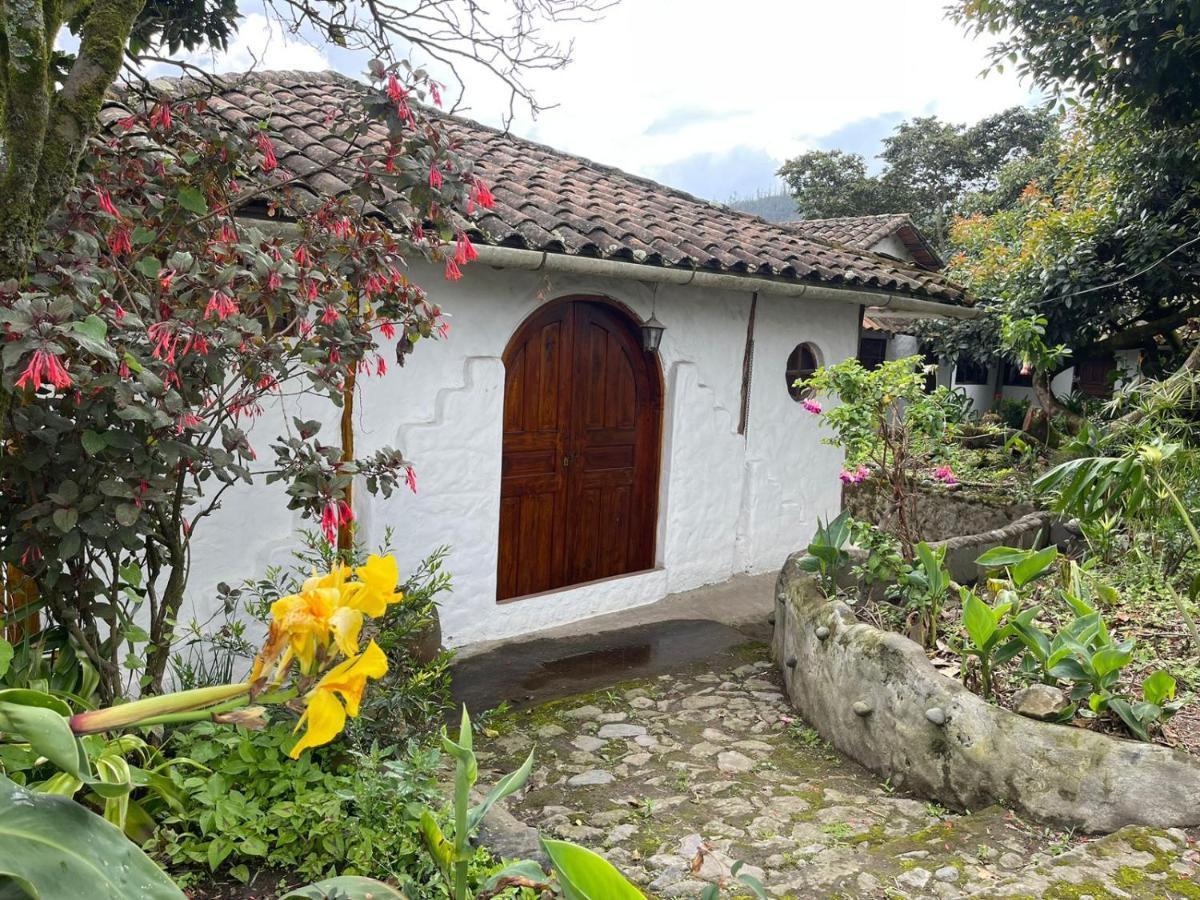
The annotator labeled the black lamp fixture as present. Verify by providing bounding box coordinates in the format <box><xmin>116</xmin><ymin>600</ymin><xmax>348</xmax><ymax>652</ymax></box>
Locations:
<box><xmin>641</xmin><ymin>287</ymin><xmax>665</xmax><ymax>353</ymax></box>
<box><xmin>641</xmin><ymin>313</ymin><xmax>665</xmax><ymax>353</ymax></box>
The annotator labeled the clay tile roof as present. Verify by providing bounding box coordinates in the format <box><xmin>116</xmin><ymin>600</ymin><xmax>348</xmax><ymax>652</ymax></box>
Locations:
<box><xmin>786</xmin><ymin>214</ymin><xmax>943</xmax><ymax>272</ymax></box>
<box><xmin>104</xmin><ymin>71</ymin><xmax>964</xmax><ymax>305</ymax></box>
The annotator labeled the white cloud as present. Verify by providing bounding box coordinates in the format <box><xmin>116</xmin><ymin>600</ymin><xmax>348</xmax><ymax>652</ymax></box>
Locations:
<box><xmin>135</xmin><ymin>0</ymin><xmax>1035</xmax><ymax>200</ymax></box>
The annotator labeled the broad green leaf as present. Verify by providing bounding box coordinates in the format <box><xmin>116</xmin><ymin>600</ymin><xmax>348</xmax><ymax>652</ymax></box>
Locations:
<box><xmin>419</xmin><ymin>810</ymin><xmax>452</xmax><ymax>880</ymax></box>
<box><xmin>1091</xmin><ymin>646</ymin><xmax>1132</xmax><ymax>679</ymax></box>
<box><xmin>974</xmin><ymin>546</ymin><xmax>1029</xmax><ymax>567</ymax></box>
<box><xmin>134</xmin><ymin>257</ymin><xmax>162</xmax><ymax>278</ymax></box>
<box><xmin>0</xmin><ymin>774</ymin><xmax>184</xmax><ymax>899</ymax></box>
<box><xmin>52</xmin><ymin>508</ymin><xmax>78</xmax><ymax>534</ymax></box>
<box><xmin>1142</xmin><ymin>670</ymin><xmax>1176</xmax><ymax>707</ymax></box>
<box><xmin>0</xmin><ymin>639</ymin><xmax>11</xmax><ymax>679</ymax></box>
<box><xmin>961</xmin><ymin>591</ymin><xmax>997</xmax><ymax>652</ymax></box>
<box><xmin>1108</xmin><ymin>697</ymin><xmax>1151</xmax><ymax>742</ymax></box>
<box><xmin>542</xmin><ymin>838</ymin><xmax>645</xmax><ymax>900</ymax></box>
<box><xmin>176</xmin><ymin>186</ymin><xmax>209</xmax><ymax>215</ymax></box>
<box><xmin>282</xmin><ymin>877</ymin><xmax>407</xmax><ymax>899</ymax></box>
<box><xmin>481</xmin><ymin>860</ymin><xmax>548</xmax><ymax>892</ymax></box>
<box><xmin>468</xmin><ymin>748</ymin><xmax>534</xmax><ymax>832</ymax></box>
<box><xmin>1010</xmin><ymin>545</ymin><xmax>1057</xmax><ymax>588</ymax></box>
<box><xmin>81</xmin><ymin>430</ymin><xmax>108</xmax><ymax>456</ymax></box>
<box><xmin>0</xmin><ymin>699</ymin><xmax>87</xmax><ymax>779</ymax></box>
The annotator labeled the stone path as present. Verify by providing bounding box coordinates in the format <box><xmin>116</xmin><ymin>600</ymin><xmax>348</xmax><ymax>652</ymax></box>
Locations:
<box><xmin>479</xmin><ymin>643</ymin><xmax>1200</xmax><ymax>899</ymax></box>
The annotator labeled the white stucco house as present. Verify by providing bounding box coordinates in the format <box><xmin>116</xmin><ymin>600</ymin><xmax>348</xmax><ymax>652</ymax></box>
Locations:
<box><xmin>131</xmin><ymin>72</ymin><xmax>973</xmax><ymax>649</ymax></box>
<box><xmin>788</xmin><ymin>214</ymin><xmax>1141</xmax><ymax>417</ymax></box>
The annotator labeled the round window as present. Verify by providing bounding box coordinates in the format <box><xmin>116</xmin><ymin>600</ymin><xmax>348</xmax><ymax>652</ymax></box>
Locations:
<box><xmin>786</xmin><ymin>343</ymin><xmax>821</xmax><ymax>401</ymax></box>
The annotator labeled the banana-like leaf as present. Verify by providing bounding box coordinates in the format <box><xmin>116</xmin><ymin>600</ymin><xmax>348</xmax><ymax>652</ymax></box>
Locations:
<box><xmin>419</xmin><ymin>809</ymin><xmax>452</xmax><ymax>881</ymax></box>
<box><xmin>542</xmin><ymin>837</ymin><xmax>645</xmax><ymax>900</ymax></box>
<box><xmin>467</xmin><ymin>748</ymin><xmax>534</xmax><ymax>833</ymax></box>
<box><xmin>0</xmin><ymin>699</ymin><xmax>88</xmax><ymax>780</ymax></box>
<box><xmin>281</xmin><ymin>876</ymin><xmax>407</xmax><ymax>899</ymax></box>
<box><xmin>0</xmin><ymin>774</ymin><xmax>184</xmax><ymax>899</ymax></box>
<box><xmin>481</xmin><ymin>859</ymin><xmax>548</xmax><ymax>892</ymax></box>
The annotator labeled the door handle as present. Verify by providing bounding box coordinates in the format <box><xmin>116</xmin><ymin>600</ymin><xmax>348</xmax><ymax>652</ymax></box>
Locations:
<box><xmin>562</xmin><ymin>455</ymin><xmax>571</xmax><ymax>468</ymax></box>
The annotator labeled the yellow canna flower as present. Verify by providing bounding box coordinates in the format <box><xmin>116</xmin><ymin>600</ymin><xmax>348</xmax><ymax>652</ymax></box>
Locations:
<box><xmin>288</xmin><ymin>640</ymin><xmax>388</xmax><ymax>758</ymax></box>
<box><xmin>346</xmin><ymin>554</ymin><xmax>404</xmax><ymax>617</ymax></box>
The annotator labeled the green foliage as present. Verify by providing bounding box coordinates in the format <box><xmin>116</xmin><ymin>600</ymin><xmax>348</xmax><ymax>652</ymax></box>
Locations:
<box><xmin>281</xmin><ymin>876</ymin><xmax>408</xmax><ymax>899</ymax></box>
<box><xmin>421</xmin><ymin>706</ymin><xmax>535</xmax><ymax>900</ymax></box>
<box><xmin>542</xmin><ymin>838</ymin><xmax>646</xmax><ymax>899</ymax></box>
<box><xmin>953</xmin><ymin>0</ymin><xmax>1200</xmax><ymax>127</ymax></box>
<box><xmin>803</xmin><ymin>356</ymin><xmax>962</xmax><ymax>552</ymax></box>
<box><xmin>958</xmin><ymin>586</ymin><xmax>1023</xmax><ymax>699</ymax></box>
<box><xmin>0</xmin><ymin>772</ymin><xmax>185</xmax><ymax>900</ymax></box>
<box><xmin>796</xmin><ymin>511</ymin><xmax>853</xmax><ymax>596</ymax></box>
<box><xmin>152</xmin><ymin>722</ymin><xmax>467</xmax><ymax>891</ymax></box>
<box><xmin>893</xmin><ymin>542</ymin><xmax>952</xmax><ymax>649</ymax></box>
<box><xmin>779</xmin><ymin>106</ymin><xmax>1056</xmax><ymax>248</ymax></box>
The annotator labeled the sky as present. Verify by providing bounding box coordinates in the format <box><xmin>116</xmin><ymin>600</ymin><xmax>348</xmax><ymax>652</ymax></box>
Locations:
<box><xmin>147</xmin><ymin>0</ymin><xmax>1038</xmax><ymax>203</ymax></box>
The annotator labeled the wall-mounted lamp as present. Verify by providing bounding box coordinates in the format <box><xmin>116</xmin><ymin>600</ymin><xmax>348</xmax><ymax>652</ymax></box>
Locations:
<box><xmin>641</xmin><ymin>313</ymin><xmax>665</xmax><ymax>353</ymax></box>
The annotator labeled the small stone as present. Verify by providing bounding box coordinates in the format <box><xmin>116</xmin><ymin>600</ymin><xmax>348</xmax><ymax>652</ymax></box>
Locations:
<box><xmin>1011</xmin><ymin>684</ymin><xmax>1070</xmax><ymax>720</ymax></box>
<box><xmin>815</xmin><ymin>625</ymin><xmax>831</xmax><ymax>640</ymax></box>
<box><xmin>563</xmin><ymin>705</ymin><xmax>603</xmax><ymax>720</ymax></box>
<box><xmin>896</xmin><ymin>867</ymin><xmax>932</xmax><ymax>890</ymax></box>
<box><xmin>717</xmin><ymin>750</ymin><xmax>754</xmax><ymax>773</ymax></box>
<box><xmin>605</xmin><ymin>823</ymin><xmax>637</xmax><ymax>845</ymax></box>
<box><xmin>934</xmin><ymin>866</ymin><xmax>961</xmax><ymax>882</ymax></box>
<box><xmin>535</xmin><ymin>724</ymin><xmax>567</xmax><ymax>738</ymax></box>
<box><xmin>597</xmin><ymin>723</ymin><xmax>647</xmax><ymax>739</ymax></box>
<box><xmin>567</xmin><ymin>769</ymin><xmax>614</xmax><ymax>786</ymax></box>
<box><xmin>630</xmin><ymin>696</ymin><xmax>656</xmax><ymax>709</ymax></box>
<box><xmin>852</xmin><ymin>700</ymin><xmax>873</xmax><ymax>717</ymax></box>
<box><xmin>689</xmin><ymin>741</ymin><xmax>723</xmax><ymax>758</ymax></box>
<box><xmin>572</xmin><ymin>735</ymin><xmax>606</xmax><ymax>752</ymax></box>
<box><xmin>701</xmin><ymin>728</ymin><xmax>731</xmax><ymax>743</ymax></box>
<box><xmin>624</xmin><ymin>752</ymin><xmax>652</xmax><ymax>767</ymax></box>
<box><xmin>925</xmin><ymin>707</ymin><xmax>947</xmax><ymax>726</ymax></box>
<box><xmin>998</xmin><ymin>851</ymin><xmax>1024</xmax><ymax>870</ymax></box>
<box><xmin>680</xmin><ymin>695</ymin><xmax>724</xmax><ymax>710</ymax></box>
<box><xmin>596</xmin><ymin>711</ymin><xmax>628</xmax><ymax>723</ymax></box>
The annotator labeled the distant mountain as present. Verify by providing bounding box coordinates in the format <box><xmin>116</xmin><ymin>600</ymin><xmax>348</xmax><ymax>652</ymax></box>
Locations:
<box><xmin>726</xmin><ymin>190</ymin><xmax>797</xmax><ymax>223</ymax></box>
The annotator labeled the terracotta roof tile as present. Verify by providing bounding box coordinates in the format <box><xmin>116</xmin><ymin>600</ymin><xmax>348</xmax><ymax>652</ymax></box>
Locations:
<box><xmin>113</xmin><ymin>71</ymin><xmax>964</xmax><ymax>304</ymax></box>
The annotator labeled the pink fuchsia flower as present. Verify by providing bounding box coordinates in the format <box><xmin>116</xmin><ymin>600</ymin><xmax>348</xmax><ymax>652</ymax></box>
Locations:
<box><xmin>15</xmin><ymin>350</ymin><xmax>72</xmax><ymax>391</ymax></box>
<box><xmin>468</xmin><ymin>177</ymin><xmax>495</xmax><ymax>212</ymax></box>
<box><xmin>429</xmin><ymin>81</ymin><xmax>443</xmax><ymax>108</ymax></box>
<box><xmin>108</xmin><ymin>226</ymin><xmax>132</xmax><ymax>255</ymax></box>
<box><xmin>204</xmin><ymin>290</ymin><xmax>238</xmax><ymax>321</ymax></box>
<box><xmin>838</xmin><ymin>469</ymin><xmax>856</xmax><ymax>485</ymax></box>
<box><xmin>256</xmin><ymin>132</ymin><xmax>278</xmax><ymax>173</ymax></box>
<box><xmin>444</xmin><ymin>258</ymin><xmax>462</xmax><ymax>281</ymax></box>
<box><xmin>454</xmin><ymin>231</ymin><xmax>477</xmax><ymax>265</ymax></box>
<box><xmin>150</xmin><ymin>102</ymin><xmax>172</xmax><ymax>131</ymax></box>
<box><xmin>854</xmin><ymin>464</ymin><xmax>870</xmax><ymax>483</ymax></box>
<box><xmin>379</xmin><ymin>320</ymin><xmax>396</xmax><ymax>340</ymax></box>
<box><xmin>428</xmin><ymin>163</ymin><xmax>443</xmax><ymax>189</ymax></box>
<box><xmin>96</xmin><ymin>189</ymin><xmax>120</xmax><ymax>218</ymax></box>
<box><xmin>319</xmin><ymin>498</ymin><xmax>355</xmax><ymax>544</ymax></box>
<box><xmin>933</xmin><ymin>465</ymin><xmax>957</xmax><ymax>485</ymax></box>
<box><xmin>802</xmin><ymin>398</ymin><xmax>822</xmax><ymax>414</ymax></box>
<box><xmin>405</xmin><ymin>466</ymin><xmax>418</xmax><ymax>494</ymax></box>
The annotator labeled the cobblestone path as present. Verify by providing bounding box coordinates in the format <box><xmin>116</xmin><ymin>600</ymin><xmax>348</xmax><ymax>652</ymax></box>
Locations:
<box><xmin>480</xmin><ymin>644</ymin><xmax>1199</xmax><ymax>899</ymax></box>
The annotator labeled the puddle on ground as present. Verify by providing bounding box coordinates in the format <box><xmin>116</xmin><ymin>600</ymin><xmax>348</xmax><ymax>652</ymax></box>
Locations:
<box><xmin>451</xmin><ymin>618</ymin><xmax>763</xmax><ymax>713</ymax></box>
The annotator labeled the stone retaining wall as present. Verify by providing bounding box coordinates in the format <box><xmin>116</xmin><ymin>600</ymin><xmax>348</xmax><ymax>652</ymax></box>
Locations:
<box><xmin>844</xmin><ymin>480</ymin><xmax>1036</xmax><ymax>543</ymax></box>
<box><xmin>773</xmin><ymin>555</ymin><xmax>1200</xmax><ymax>832</ymax></box>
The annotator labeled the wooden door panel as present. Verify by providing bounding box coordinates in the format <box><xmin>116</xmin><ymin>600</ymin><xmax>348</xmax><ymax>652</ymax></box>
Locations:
<box><xmin>498</xmin><ymin>305</ymin><xmax>571</xmax><ymax>600</ymax></box>
<box><xmin>499</xmin><ymin>299</ymin><xmax>661</xmax><ymax>602</ymax></box>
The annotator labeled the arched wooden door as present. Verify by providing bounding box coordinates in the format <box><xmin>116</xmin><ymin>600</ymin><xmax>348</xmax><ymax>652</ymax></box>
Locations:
<box><xmin>498</xmin><ymin>299</ymin><xmax>662</xmax><ymax>601</ymax></box>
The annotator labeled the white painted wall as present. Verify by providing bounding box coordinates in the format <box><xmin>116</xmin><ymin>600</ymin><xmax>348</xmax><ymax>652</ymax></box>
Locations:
<box><xmin>184</xmin><ymin>260</ymin><xmax>855</xmax><ymax>648</ymax></box>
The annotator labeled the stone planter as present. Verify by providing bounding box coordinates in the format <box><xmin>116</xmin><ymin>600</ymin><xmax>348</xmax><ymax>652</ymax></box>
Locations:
<box><xmin>772</xmin><ymin>555</ymin><xmax>1200</xmax><ymax>832</ymax></box>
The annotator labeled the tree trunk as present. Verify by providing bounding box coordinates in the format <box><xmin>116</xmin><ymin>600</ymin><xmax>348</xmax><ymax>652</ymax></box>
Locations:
<box><xmin>143</xmin><ymin>550</ymin><xmax>187</xmax><ymax>694</ymax></box>
<box><xmin>1032</xmin><ymin>369</ymin><xmax>1085</xmax><ymax>432</ymax></box>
